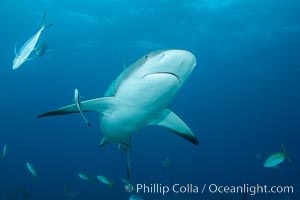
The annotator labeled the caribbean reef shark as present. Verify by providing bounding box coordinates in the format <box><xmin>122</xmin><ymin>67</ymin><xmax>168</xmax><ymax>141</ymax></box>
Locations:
<box><xmin>37</xmin><ymin>49</ymin><xmax>199</xmax><ymax>178</ymax></box>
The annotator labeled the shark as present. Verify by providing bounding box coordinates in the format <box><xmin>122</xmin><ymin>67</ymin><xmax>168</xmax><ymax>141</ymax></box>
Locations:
<box><xmin>37</xmin><ymin>49</ymin><xmax>199</xmax><ymax>178</ymax></box>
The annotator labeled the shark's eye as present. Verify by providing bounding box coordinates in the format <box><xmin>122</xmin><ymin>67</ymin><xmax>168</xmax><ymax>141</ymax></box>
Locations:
<box><xmin>144</xmin><ymin>55</ymin><xmax>149</xmax><ymax>60</ymax></box>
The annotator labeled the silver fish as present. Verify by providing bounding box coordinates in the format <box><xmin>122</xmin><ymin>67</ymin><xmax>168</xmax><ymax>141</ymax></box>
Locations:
<box><xmin>13</xmin><ymin>12</ymin><xmax>52</xmax><ymax>70</ymax></box>
<box><xmin>26</xmin><ymin>162</ymin><xmax>38</xmax><ymax>181</ymax></box>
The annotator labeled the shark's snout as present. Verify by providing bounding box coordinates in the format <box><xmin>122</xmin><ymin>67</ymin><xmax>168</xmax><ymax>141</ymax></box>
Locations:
<box><xmin>166</xmin><ymin>49</ymin><xmax>196</xmax><ymax>67</ymax></box>
<box><xmin>155</xmin><ymin>49</ymin><xmax>196</xmax><ymax>83</ymax></box>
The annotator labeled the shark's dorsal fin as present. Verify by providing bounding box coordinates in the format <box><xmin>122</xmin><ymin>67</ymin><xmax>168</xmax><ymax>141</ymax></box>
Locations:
<box><xmin>37</xmin><ymin>97</ymin><xmax>116</xmax><ymax>118</ymax></box>
<box><xmin>147</xmin><ymin>109</ymin><xmax>199</xmax><ymax>145</ymax></box>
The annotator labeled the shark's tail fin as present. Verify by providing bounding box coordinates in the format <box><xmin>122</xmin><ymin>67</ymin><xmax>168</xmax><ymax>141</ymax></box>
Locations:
<box><xmin>125</xmin><ymin>149</ymin><xmax>131</xmax><ymax>179</ymax></box>
<box><xmin>119</xmin><ymin>139</ymin><xmax>131</xmax><ymax>179</ymax></box>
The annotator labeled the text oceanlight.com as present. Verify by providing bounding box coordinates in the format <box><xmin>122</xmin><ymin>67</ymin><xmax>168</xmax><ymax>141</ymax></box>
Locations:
<box><xmin>125</xmin><ymin>183</ymin><xmax>294</xmax><ymax>196</ymax></box>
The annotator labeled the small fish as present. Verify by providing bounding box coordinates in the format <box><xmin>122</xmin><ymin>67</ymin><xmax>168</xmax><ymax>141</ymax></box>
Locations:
<box><xmin>264</xmin><ymin>144</ymin><xmax>291</xmax><ymax>168</ymax></box>
<box><xmin>161</xmin><ymin>157</ymin><xmax>171</xmax><ymax>170</ymax></box>
<box><xmin>97</xmin><ymin>175</ymin><xmax>114</xmax><ymax>188</ymax></box>
<box><xmin>1</xmin><ymin>144</ymin><xmax>7</xmax><ymax>160</ymax></box>
<box><xmin>13</xmin><ymin>12</ymin><xmax>53</xmax><ymax>70</ymax></box>
<box><xmin>74</xmin><ymin>88</ymin><xmax>91</xmax><ymax>126</ymax></box>
<box><xmin>129</xmin><ymin>194</ymin><xmax>144</xmax><ymax>200</ymax></box>
<box><xmin>26</xmin><ymin>162</ymin><xmax>38</xmax><ymax>181</ymax></box>
<box><xmin>78</xmin><ymin>173</ymin><xmax>94</xmax><ymax>183</ymax></box>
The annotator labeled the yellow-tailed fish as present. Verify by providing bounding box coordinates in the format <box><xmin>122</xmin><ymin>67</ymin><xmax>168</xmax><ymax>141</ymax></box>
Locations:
<box><xmin>264</xmin><ymin>144</ymin><xmax>291</xmax><ymax>168</ymax></box>
<box><xmin>97</xmin><ymin>175</ymin><xmax>114</xmax><ymax>188</ymax></box>
<box><xmin>78</xmin><ymin>173</ymin><xmax>94</xmax><ymax>183</ymax></box>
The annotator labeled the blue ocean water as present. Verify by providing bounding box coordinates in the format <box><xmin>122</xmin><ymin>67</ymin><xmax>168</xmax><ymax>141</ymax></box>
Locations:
<box><xmin>0</xmin><ymin>0</ymin><xmax>299</xmax><ymax>199</ymax></box>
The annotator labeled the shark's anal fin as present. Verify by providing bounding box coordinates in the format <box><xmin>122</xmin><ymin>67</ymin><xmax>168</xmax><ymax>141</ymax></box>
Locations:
<box><xmin>37</xmin><ymin>97</ymin><xmax>115</xmax><ymax>118</ymax></box>
<box><xmin>148</xmin><ymin>109</ymin><xmax>199</xmax><ymax>145</ymax></box>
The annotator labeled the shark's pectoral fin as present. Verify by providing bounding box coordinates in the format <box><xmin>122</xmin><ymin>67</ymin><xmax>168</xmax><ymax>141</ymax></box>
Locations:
<box><xmin>81</xmin><ymin>97</ymin><xmax>115</xmax><ymax>113</ymax></box>
<box><xmin>37</xmin><ymin>97</ymin><xmax>115</xmax><ymax>118</ymax></box>
<box><xmin>147</xmin><ymin>109</ymin><xmax>199</xmax><ymax>145</ymax></box>
<box><xmin>37</xmin><ymin>103</ymin><xmax>78</xmax><ymax>117</ymax></box>
<box><xmin>99</xmin><ymin>138</ymin><xmax>132</xmax><ymax>179</ymax></box>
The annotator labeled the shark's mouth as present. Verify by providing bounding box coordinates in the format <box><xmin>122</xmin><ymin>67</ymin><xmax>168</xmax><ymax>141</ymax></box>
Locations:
<box><xmin>144</xmin><ymin>72</ymin><xmax>181</xmax><ymax>83</ymax></box>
